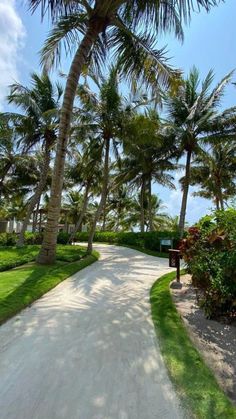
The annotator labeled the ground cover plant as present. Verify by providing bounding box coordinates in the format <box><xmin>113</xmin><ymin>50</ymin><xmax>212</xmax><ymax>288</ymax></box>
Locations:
<box><xmin>180</xmin><ymin>209</ymin><xmax>236</xmax><ymax>319</ymax></box>
<box><xmin>0</xmin><ymin>246</ymin><xmax>99</xmax><ymax>324</ymax></box>
<box><xmin>150</xmin><ymin>270</ymin><xmax>236</xmax><ymax>418</ymax></box>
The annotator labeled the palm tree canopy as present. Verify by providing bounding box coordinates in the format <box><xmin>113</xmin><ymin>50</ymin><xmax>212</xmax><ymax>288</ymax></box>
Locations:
<box><xmin>166</xmin><ymin>67</ymin><xmax>234</xmax><ymax>154</ymax></box>
<box><xmin>28</xmin><ymin>1</ymin><xmax>223</xmax><ymax>91</ymax></box>
<box><xmin>7</xmin><ymin>73</ymin><xmax>62</xmax><ymax>151</ymax></box>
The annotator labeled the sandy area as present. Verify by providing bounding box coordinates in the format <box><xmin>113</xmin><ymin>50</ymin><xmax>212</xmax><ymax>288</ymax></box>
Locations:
<box><xmin>171</xmin><ymin>274</ymin><xmax>236</xmax><ymax>404</ymax></box>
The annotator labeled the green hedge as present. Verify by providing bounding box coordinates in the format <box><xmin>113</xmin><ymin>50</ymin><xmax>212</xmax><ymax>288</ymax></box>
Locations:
<box><xmin>75</xmin><ymin>231</ymin><xmax>180</xmax><ymax>251</ymax></box>
<box><xmin>0</xmin><ymin>231</ymin><xmax>180</xmax><ymax>252</ymax></box>
<box><xmin>0</xmin><ymin>232</ymin><xmax>43</xmax><ymax>246</ymax></box>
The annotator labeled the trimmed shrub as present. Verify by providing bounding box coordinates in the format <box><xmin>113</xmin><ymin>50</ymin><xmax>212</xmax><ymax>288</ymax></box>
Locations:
<box><xmin>0</xmin><ymin>233</ymin><xmax>17</xmax><ymax>246</ymax></box>
<box><xmin>57</xmin><ymin>231</ymin><xmax>70</xmax><ymax>244</ymax></box>
<box><xmin>75</xmin><ymin>231</ymin><xmax>180</xmax><ymax>251</ymax></box>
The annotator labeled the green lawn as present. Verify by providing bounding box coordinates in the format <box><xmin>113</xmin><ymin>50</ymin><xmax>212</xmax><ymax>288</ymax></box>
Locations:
<box><xmin>150</xmin><ymin>271</ymin><xmax>236</xmax><ymax>418</ymax></box>
<box><xmin>0</xmin><ymin>244</ymin><xmax>87</xmax><ymax>271</ymax></box>
<box><xmin>0</xmin><ymin>246</ymin><xmax>99</xmax><ymax>324</ymax></box>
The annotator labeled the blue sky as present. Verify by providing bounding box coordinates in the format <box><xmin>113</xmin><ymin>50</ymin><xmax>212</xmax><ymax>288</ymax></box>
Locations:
<box><xmin>1</xmin><ymin>0</ymin><xmax>236</xmax><ymax>224</ymax></box>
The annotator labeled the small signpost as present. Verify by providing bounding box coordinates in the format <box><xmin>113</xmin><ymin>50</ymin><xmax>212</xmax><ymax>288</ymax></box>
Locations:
<box><xmin>169</xmin><ymin>249</ymin><xmax>182</xmax><ymax>288</ymax></box>
<box><xmin>160</xmin><ymin>238</ymin><xmax>173</xmax><ymax>253</ymax></box>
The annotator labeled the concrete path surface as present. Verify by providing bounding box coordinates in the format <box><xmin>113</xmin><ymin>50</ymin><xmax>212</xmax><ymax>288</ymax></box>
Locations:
<box><xmin>0</xmin><ymin>244</ymin><xmax>185</xmax><ymax>419</ymax></box>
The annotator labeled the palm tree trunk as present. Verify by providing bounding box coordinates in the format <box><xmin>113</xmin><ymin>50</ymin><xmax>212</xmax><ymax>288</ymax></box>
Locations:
<box><xmin>140</xmin><ymin>178</ymin><xmax>145</xmax><ymax>233</ymax></box>
<box><xmin>37</xmin><ymin>26</ymin><xmax>100</xmax><ymax>264</ymax></box>
<box><xmin>148</xmin><ymin>177</ymin><xmax>154</xmax><ymax>232</ymax></box>
<box><xmin>215</xmin><ymin>197</ymin><xmax>220</xmax><ymax>211</ymax></box>
<box><xmin>68</xmin><ymin>182</ymin><xmax>90</xmax><ymax>244</ymax></box>
<box><xmin>179</xmin><ymin>150</ymin><xmax>192</xmax><ymax>238</ymax></box>
<box><xmin>101</xmin><ymin>205</ymin><xmax>107</xmax><ymax>231</ymax></box>
<box><xmin>32</xmin><ymin>199</ymin><xmax>40</xmax><ymax>232</ymax></box>
<box><xmin>17</xmin><ymin>147</ymin><xmax>51</xmax><ymax>247</ymax></box>
<box><xmin>87</xmin><ymin>137</ymin><xmax>110</xmax><ymax>253</ymax></box>
<box><xmin>219</xmin><ymin>189</ymin><xmax>224</xmax><ymax>210</ymax></box>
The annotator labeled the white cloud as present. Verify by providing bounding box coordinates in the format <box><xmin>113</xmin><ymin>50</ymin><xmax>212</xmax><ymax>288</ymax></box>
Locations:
<box><xmin>0</xmin><ymin>0</ymin><xmax>25</xmax><ymax>109</ymax></box>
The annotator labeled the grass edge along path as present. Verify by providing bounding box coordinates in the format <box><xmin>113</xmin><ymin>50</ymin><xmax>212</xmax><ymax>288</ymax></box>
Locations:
<box><xmin>150</xmin><ymin>270</ymin><xmax>236</xmax><ymax>419</ymax></box>
<box><xmin>0</xmin><ymin>250</ymin><xmax>99</xmax><ymax>325</ymax></box>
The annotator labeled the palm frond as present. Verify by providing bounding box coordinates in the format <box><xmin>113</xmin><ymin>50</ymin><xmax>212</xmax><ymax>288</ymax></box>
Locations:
<box><xmin>40</xmin><ymin>14</ymin><xmax>87</xmax><ymax>69</ymax></box>
<box><xmin>110</xmin><ymin>22</ymin><xmax>180</xmax><ymax>92</ymax></box>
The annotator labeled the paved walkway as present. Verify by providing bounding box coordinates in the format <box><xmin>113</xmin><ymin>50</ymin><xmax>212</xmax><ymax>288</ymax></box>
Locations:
<box><xmin>0</xmin><ymin>245</ymin><xmax>185</xmax><ymax>419</ymax></box>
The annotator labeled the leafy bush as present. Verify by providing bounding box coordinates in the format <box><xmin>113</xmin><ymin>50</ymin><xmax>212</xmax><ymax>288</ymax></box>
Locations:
<box><xmin>0</xmin><ymin>233</ymin><xmax>17</xmax><ymax>246</ymax></box>
<box><xmin>24</xmin><ymin>232</ymin><xmax>44</xmax><ymax>245</ymax></box>
<box><xmin>75</xmin><ymin>231</ymin><xmax>179</xmax><ymax>251</ymax></box>
<box><xmin>57</xmin><ymin>231</ymin><xmax>70</xmax><ymax>244</ymax></box>
<box><xmin>180</xmin><ymin>209</ymin><xmax>236</xmax><ymax>319</ymax></box>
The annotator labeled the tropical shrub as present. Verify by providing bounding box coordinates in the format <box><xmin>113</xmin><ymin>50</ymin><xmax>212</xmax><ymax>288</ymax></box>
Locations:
<box><xmin>75</xmin><ymin>231</ymin><xmax>180</xmax><ymax>251</ymax></box>
<box><xmin>180</xmin><ymin>209</ymin><xmax>236</xmax><ymax>319</ymax></box>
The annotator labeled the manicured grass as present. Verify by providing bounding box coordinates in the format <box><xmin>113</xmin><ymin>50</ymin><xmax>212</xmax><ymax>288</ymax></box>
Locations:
<box><xmin>150</xmin><ymin>271</ymin><xmax>236</xmax><ymax>418</ymax></box>
<box><xmin>0</xmin><ymin>244</ymin><xmax>87</xmax><ymax>272</ymax></box>
<box><xmin>0</xmin><ymin>249</ymin><xmax>99</xmax><ymax>324</ymax></box>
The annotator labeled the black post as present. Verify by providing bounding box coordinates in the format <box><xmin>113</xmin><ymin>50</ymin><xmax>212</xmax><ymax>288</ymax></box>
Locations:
<box><xmin>176</xmin><ymin>258</ymin><xmax>180</xmax><ymax>282</ymax></box>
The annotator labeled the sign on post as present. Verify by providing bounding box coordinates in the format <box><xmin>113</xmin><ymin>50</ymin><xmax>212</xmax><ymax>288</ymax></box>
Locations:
<box><xmin>169</xmin><ymin>249</ymin><xmax>181</xmax><ymax>282</ymax></box>
<box><xmin>160</xmin><ymin>239</ymin><xmax>173</xmax><ymax>253</ymax></box>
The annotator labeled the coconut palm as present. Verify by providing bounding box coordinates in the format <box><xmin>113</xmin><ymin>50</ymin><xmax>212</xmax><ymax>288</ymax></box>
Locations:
<box><xmin>0</xmin><ymin>116</ymin><xmax>20</xmax><ymax>202</ymax></box>
<box><xmin>189</xmin><ymin>141</ymin><xmax>236</xmax><ymax>210</ymax></box>
<box><xmin>118</xmin><ymin>113</ymin><xmax>176</xmax><ymax>232</ymax></box>
<box><xmin>66</xmin><ymin>140</ymin><xmax>103</xmax><ymax>242</ymax></box>
<box><xmin>74</xmin><ymin>68</ymin><xmax>126</xmax><ymax>252</ymax></box>
<box><xmin>7</xmin><ymin>73</ymin><xmax>62</xmax><ymax>246</ymax></box>
<box><xmin>166</xmin><ymin>67</ymin><xmax>233</xmax><ymax>237</ymax></box>
<box><xmin>28</xmin><ymin>0</ymin><xmax>220</xmax><ymax>263</ymax></box>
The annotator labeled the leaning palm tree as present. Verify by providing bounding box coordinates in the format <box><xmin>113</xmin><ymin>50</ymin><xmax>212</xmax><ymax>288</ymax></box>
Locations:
<box><xmin>166</xmin><ymin>67</ymin><xmax>234</xmax><ymax>237</ymax></box>
<box><xmin>29</xmin><ymin>0</ymin><xmax>221</xmax><ymax>263</ymax></box>
<box><xmin>7</xmin><ymin>73</ymin><xmax>62</xmax><ymax>246</ymax></box>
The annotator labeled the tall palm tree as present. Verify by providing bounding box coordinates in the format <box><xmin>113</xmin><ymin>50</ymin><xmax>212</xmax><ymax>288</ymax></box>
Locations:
<box><xmin>7</xmin><ymin>73</ymin><xmax>62</xmax><ymax>246</ymax></box>
<box><xmin>74</xmin><ymin>68</ymin><xmax>125</xmax><ymax>252</ymax></box>
<box><xmin>166</xmin><ymin>67</ymin><xmax>233</xmax><ymax>237</ymax></box>
<box><xmin>105</xmin><ymin>184</ymin><xmax>135</xmax><ymax>232</ymax></box>
<box><xmin>66</xmin><ymin>140</ymin><xmax>103</xmax><ymax>243</ymax></box>
<box><xmin>119</xmin><ymin>113</ymin><xmax>176</xmax><ymax>232</ymax></box>
<box><xmin>189</xmin><ymin>141</ymin><xmax>236</xmax><ymax>210</ymax></box>
<box><xmin>29</xmin><ymin>0</ymin><xmax>220</xmax><ymax>263</ymax></box>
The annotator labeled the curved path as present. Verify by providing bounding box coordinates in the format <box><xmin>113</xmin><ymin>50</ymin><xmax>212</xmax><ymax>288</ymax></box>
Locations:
<box><xmin>0</xmin><ymin>244</ymin><xmax>185</xmax><ymax>419</ymax></box>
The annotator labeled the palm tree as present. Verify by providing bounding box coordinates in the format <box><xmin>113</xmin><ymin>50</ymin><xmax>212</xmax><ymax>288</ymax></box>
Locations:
<box><xmin>105</xmin><ymin>184</ymin><xmax>135</xmax><ymax>231</ymax></box>
<box><xmin>145</xmin><ymin>195</ymin><xmax>169</xmax><ymax>231</ymax></box>
<box><xmin>74</xmin><ymin>68</ymin><xmax>126</xmax><ymax>252</ymax></box>
<box><xmin>119</xmin><ymin>113</ymin><xmax>176</xmax><ymax>232</ymax></box>
<box><xmin>166</xmin><ymin>67</ymin><xmax>233</xmax><ymax>237</ymax></box>
<box><xmin>66</xmin><ymin>140</ymin><xmax>103</xmax><ymax>242</ymax></box>
<box><xmin>0</xmin><ymin>115</ymin><xmax>20</xmax><ymax>202</ymax></box>
<box><xmin>28</xmin><ymin>0</ymin><xmax>220</xmax><ymax>263</ymax></box>
<box><xmin>189</xmin><ymin>141</ymin><xmax>236</xmax><ymax>210</ymax></box>
<box><xmin>7</xmin><ymin>73</ymin><xmax>62</xmax><ymax>246</ymax></box>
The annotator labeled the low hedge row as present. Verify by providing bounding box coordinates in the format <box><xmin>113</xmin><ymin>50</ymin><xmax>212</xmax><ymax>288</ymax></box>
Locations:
<box><xmin>0</xmin><ymin>232</ymin><xmax>43</xmax><ymax>246</ymax></box>
<box><xmin>74</xmin><ymin>231</ymin><xmax>180</xmax><ymax>251</ymax></box>
<box><xmin>0</xmin><ymin>231</ymin><xmax>180</xmax><ymax>252</ymax></box>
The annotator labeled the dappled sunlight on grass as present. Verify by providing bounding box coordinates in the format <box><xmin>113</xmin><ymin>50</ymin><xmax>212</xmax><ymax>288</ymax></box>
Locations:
<box><xmin>0</xmin><ymin>249</ymin><xmax>98</xmax><ymax>324</ymax></box>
